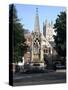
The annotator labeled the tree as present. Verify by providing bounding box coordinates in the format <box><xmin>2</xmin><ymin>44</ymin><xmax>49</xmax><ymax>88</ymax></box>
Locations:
<box><xmin>54</xmin><ymin>11</ymin><xmax>66</xmax><ymax>57</ymax></box>
<box><xmin>9</xmin><ymin>4</ymin><xmax>28</xmax><ymax>63</ymax></box>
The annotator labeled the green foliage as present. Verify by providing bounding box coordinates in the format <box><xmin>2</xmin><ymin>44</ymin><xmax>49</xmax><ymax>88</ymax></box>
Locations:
<box><xmin>9</xmin><ymin>4</ymin><xmax>28</xmax><ymax>63</ymax></box>
<box><xmin>54</xmin><ymin>11</ymin><xmax>66</xmax><ymax>57</ymax></box>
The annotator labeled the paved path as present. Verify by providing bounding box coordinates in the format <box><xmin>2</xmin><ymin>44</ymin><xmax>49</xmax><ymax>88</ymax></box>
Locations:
<box><xmin>13</xmin><ymin>70</ymin><xmax>66</xmax><ymax>86</ymax></box>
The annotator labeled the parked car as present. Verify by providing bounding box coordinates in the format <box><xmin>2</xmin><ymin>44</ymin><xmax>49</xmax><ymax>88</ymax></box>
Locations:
<box><xmin>56</xmin><ymin>63</ymin><xmax>66</xmax><ymax>69</ymax></box>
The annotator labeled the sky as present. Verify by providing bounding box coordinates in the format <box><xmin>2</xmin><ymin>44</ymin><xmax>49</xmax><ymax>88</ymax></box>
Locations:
<box><xmin>15</xmin><ymin>4</ymin><xmax>66</xmax><ymax>32</ymax></box>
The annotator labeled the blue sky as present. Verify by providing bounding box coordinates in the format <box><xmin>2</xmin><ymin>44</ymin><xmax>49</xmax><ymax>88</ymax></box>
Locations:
<box><xmin>15</xmin><ymin>4</ymin><xmax>66</xmax><ymax>32</ymax></box>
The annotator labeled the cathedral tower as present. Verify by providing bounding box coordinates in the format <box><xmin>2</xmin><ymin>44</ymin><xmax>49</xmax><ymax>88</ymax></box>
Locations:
<box><xmin>43</xmin><ymin>20</ymin><xmax>54</xmax><ymax>42</ymax></box>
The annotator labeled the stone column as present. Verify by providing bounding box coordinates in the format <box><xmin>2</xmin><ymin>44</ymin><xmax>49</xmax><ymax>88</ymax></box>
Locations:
<box><xmin>40</xmin><ymin>40</ymin><xmax>44</xmax><ymax>62</ymax></box>
<box><xmin>31</xmin><ymin>35</ymin><xmax>33</xmax><ymax>62</ymax></box>
<box><xmin>40</xmin><ymin>47</ymin><xmax>44</xmax><ymax>62</ymax></box>
<box><xmin>51</xmin><ymin>48</ymin><xmax>53</xmax><ymax>55</ymax></box>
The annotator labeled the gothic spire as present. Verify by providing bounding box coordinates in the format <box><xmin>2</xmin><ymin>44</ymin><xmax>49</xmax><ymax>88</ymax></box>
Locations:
<box><xmin>36</xmin><ymin>8</ymin><xmax>38</xmax><ymax>15</ymax></box>
<box><xmin>34</xmin><ymin>8</ymin><xmax>40</xmax><ymax>33</ymax></box>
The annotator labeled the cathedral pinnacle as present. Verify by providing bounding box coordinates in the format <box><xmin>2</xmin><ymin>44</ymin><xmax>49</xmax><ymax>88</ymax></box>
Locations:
<box><xmin>36</xmin><ymin>8</ymin><xmax>38</xmax><ymax>15</ymax></box>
